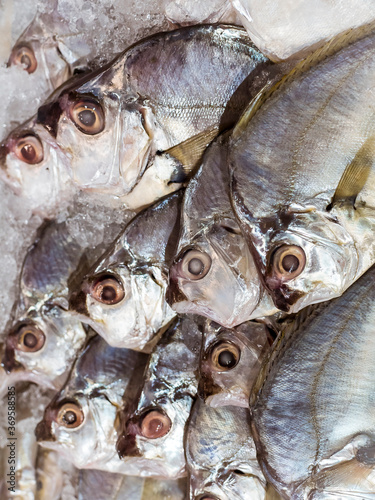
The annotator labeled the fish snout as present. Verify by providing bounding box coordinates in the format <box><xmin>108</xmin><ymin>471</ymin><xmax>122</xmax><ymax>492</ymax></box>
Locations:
<box><xmin>166</xmin><ymin>270</ymin><xmax>188</xmax><ymax>307</ymax></box>
<box><xmin>68</xmin><ymin>280</ymin><xmax>90</xmax><ymax>316</ymax></box>
<box><xmin>35</xmin><ymin>418</ymin><xmax>55</xmax><ymax>443</ymax></box>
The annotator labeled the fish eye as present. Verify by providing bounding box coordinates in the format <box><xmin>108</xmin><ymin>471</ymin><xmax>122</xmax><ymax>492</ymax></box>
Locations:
<box><xmin>56</xmin><ymin>402</ymin><xmax>84</xmax><ymax>429</ymax></box>
<box><xmin>209</xmin><ymin>341</ymin><xmax>240</xmax><ymax>371</ymax></box>
<box><xmin>10</xmin><ymin>45</ymin><xmax>37</xmax><ymax>73</ymax></box>
<box><xmin>14</xmin><ymin>135</ymin><xmax>44</xmax><ymax>165</ymax></box>
<box><xmin>16</xmin><ymin>324</ymin><xmax>45</xmax><ymax>352</ymax></box>
<box><xmin>69</xmin><ymin>98</ymin><xmax>105</xmax><ymax>135</ymax></box>
<box><xmin>272</xmin><ymin>244</ymin><xmax>306</xmax><ymax>280</ymax></box>
<box><xmin>90</xmin><ymin>273</ymin><xmax>125</xmax><ymax>305</ymax></box>
<box><xmin>180</xmin><ymin>249</ymin><xmax>212</xmax><ymax>281</ymax></box>
<box><xmin>140</xmin><ymin>410</ymin><xmax>171</xmax><ymax>439</ymax></box>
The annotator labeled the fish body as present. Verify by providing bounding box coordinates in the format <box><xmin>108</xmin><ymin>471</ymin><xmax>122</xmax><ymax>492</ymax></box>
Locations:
<box><xmin>229</xmin><ymin>24</ymin><xmax>375</xmax><ymax>316</ymax></box>
<box><xmin>1</xmin><ymin>221</ymin><xmax>87</xmax><ymax>395</ymax></box>
<box><xmin>1</xmin><ymin>24</ymin><xmax>272</xmax><ymax>214</ymax></box>
<box><xmin>35</xmin><ymin>334</ymin><xmax>149</xmax><ymax>473</ymax></box>
<box><xmin>70</xmin><ymin>191</ymin><xmax>183</xmax><ymax>350</ymax></box>
<box><xmin>186</xmin><ymin>398</ymin><xmax>266</xmax><ymax>499</ymax></box>
<box><xmin>199</xmin><ymin>319</ymin><xmax>272</xmax><ymax>407</ymax></box>
<box><xmin>251</xmin><ymin>264</ymin><xmax>375</xmax><ymax>499</ymax></box>
<box><xmin>168</xmin><ymin>134</ymin><xmax>277</xmax><ymax>327</ymax></box>
<box><xmin>117</xmin><ymin>316</ymin><xmax>202</xmax><ymax>479</ymax></box>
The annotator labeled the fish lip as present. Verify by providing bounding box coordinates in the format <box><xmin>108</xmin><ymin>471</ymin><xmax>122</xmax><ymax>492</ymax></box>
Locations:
<box><xmin>68</xmin><ymin>284</ymin><xmax>90</xmax><ymax>317</ymax></box>
<box><xmin>2</xmin><ymin>333</ymin><xmax>23</xmax><ymax>373</ymax></box>
<box><xmin>116</xmin><ymin>416</ymin><xmax>142</xmax><ymax>459</ymax></box>
<box><xmin>165</xmin><ymin>277</ymin><xmax>188</xmax><ymax>306</ymax></box>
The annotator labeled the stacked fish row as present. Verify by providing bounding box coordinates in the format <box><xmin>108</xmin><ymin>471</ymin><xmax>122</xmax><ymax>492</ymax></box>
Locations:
<box><xmin>1</xmin><ymin>9</ymin><xmax>375</xmax><ymax>500</ymax></box>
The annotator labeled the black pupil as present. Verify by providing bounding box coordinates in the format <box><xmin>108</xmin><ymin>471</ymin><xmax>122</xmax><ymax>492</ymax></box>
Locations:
<box><xmin>78</xmin><ymin>109</ymin><xmax>96</xmax><ymax>127</ymax></box>
<box><xmin>63</xmin><ymin>410</ymin><xmax>77</xmax><ymax>425</ymax></box>
<box><xmin>218</xmin><ymin>350</ymin><xmax>237</xmax><ymax>369</ymax></box>
<box><xmin>188</xmin><ymin>257</ymin><xmax>204</xmax><ymax>276</ymax></box>
<box><xmin>101</xmin><ymin>285</ymin><xmax>117</xmax><ymax>302</ymax></box>
<box><xmin>23</xmin><ymin>332</ymin><xmax>37</xmax><ymax>348</ymax></box>
<box><xmin>20</xmin><ymin>54</ymin><xmax>31</xmax><ymax>68</ymax></box>
<box><xmin>21</xmin><ymin>144</ymin><xmax>36</xmax><ymax>162</ymax></box>
<box><xmin>282</xmin><ymin>254</ymin><xmax>299</xmax><ymax>273</ymax></box>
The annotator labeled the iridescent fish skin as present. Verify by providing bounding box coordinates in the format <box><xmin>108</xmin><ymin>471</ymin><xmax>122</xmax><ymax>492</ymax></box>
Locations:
<box><xmin>199</xmin><ymin>319</ymin><xmax>273</xmax><ymax>408</ymax></box>
<box><xmin>229</xmin><ymin>24</ymin><xmax>375</xmax><ymax>317</ymax></box>
<box><xmin>70</xmin><ymin>191</ymin><xmax>182</xmax><ymax>350</ymax></box>
<box><xmin>167</xmin><ymin>136</ymin><xmax>277</xmax><ymax>327</ymax></box>
<box><xmin>1</xmin><ymin>221</ymin><xmax>87</xmax><ymax>396</ymax></box>
<box><xmin>251</xmin><ymin>264</ymin><xmax>375</xmax><ymax>498</ymax></box>
<box><xmin>117</xmin><ymin>316</ymin><xmax>202</xmax><ymax>479</ymax></box>
<box><xmin>36</xmin><ymin>335</ymin><xmax>149</xmax><ymax>474</ymax></box>
<box><xmin>186</xmin><ymin>398</ymin><xmax>266</xmax><ymax>499</ymax></box>
<box><xmin>1</xmin><ymin>25</ymin><xmax>271</xmax><ymax>214</ymax></box>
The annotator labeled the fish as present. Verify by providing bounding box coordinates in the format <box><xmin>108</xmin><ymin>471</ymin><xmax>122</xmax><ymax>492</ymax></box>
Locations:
<box><xmin>0</xmin><ymin>24</ymin><xmax>274</xmax><ymax>215</ymax></box>
<box><xmin>229</xmin><ymin>23</ymin><xmax>375</xmax><ymax>317</ymax></box>
<box><xmin>186</xmin><ymin>398</ymin><xmax>266</xmax><ymax>499</ymax></box>
<box><xmin>35</xmin><ymin>334</ymin><xmax>149</xmax><ymax>473</ymax></box>
<box><xmin>251</xmin><ymin>263</ymin><xmax>375</xmax><ymax>499</ymax></box>
<box><xmin>1</xmin><ymin>220</ymin><xmax>87</xmax><ymax>395</ymax></box>
<box><xmin>117</xmin><ymin>315</ymin><xmax>202</xmax><ymax>479</ymax></box>
<box><xmin>8</xmin><ymin>9</ymin><xmax>88</xmax><ymax>92</ymax></box>
<box><xmin>167</xmin><ymin>134</ymin><xmax>278</xmax><ymax>327</ymax></box>
<box><xmin>231</xmin><ymin>0</ymin><xmax>375</xmax><ymax>60</ymax></box>
<box><xmin>69</xmin><ymin>191</ymin><xmax>183</xmax><ymax>350</ymax></box>
<box><xmin>35</xmin><ymin>449</ymin><xmax>68</xmax><ymax>500</ymax></box>
<box><xmin>199</xmin><ymin>319</ymin><xmax>273</xmax><ymax>408</ymax></box>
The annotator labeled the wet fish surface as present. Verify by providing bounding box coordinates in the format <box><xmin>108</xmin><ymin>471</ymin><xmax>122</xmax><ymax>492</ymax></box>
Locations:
<box><xmin>199</xmin><ymin>319</ymin><xmax>273</xmax><ymax>407</ymax></box>
<box><xmin>186</xmin><ymin>398</ymin><xmax>266</xmax><ymax>499</ymax></box>
<box><xmin>229</xmin><ymin>23</ymin><xmax>375</xmax><ymax>317</ymax></box>
<box><xmin>117</xmin><ymin>315</ymin><xmax>202</xmax><ymax>479</ymax></box>
<box><xmin>70</xmin><ymin>190</ymin><xmax>183</xmax><ymax>350</ymax></box>
<box><xmin>1</xmin><ymin>24</ymin><xmax>275</xmax><ymax>215</ymax></box>
<box><xmin>251</xmin><ymin>264</ymin><xmax>375</xmax><ymax>499</ymax></box>
<box><xmin>35</xmin><ymin>334</ymin><xmax>149</xmax><ymax>474</ymax></box>
<box><xmin>1</xmin><ymin>220</ymin><xmax>87</xmax><ymax>396</ymax></box>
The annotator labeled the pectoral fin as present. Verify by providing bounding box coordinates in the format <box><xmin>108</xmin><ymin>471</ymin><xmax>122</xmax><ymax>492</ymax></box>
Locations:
<box><xmin>331</xmin><ymin>136</ymin><xmax>375</xmax><ymax>206</ymax></box>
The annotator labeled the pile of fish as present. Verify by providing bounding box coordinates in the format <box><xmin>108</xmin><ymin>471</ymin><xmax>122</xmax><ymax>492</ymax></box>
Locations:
<box><xmin>1</xmin><ymin>2</ymin><xmax>375</xmax><ymax>498</ymax></box>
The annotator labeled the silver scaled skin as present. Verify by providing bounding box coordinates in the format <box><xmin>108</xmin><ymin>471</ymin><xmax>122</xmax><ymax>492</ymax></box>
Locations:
<box><xmin>35</xmin><ymin>335</ymin><xmax>149</xmax><ymax>475</ymax></box>
<box><xmin>186</xmin><ymin>398</ymin><xmax>266</xmax><ymax>499</ymax></box>
<box><xmin>117</xmin><ymin>315</ymin><xmax>202</xmax><ymax>479</ymax></box>
<box><xmin>69</xmin><ymin>191</ymin><xmax>182</xmax><ymax>351</ymax></box>
<box><xmin>251</xmin><ymin>264</ymin><xmax>375</xmax><ymax>499</ymax></box>
<box><xmin>1</xmin><ymin>221</ymin><xmax>87</xmax><ymax>398</ymax></box>
<box><xmin>229</xmin><ymin>24</ymin><xmax>375</xmax><ymax>317</ymax></box>
<box><xmin>1</xmin><ymin>24</ymin><xmax>270</xmax><ymax>215</ymax></box>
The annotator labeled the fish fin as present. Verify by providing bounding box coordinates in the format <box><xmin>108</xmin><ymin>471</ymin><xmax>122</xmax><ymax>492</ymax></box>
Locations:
<box><xmin>163</xmin><ymin>126</ymin><xmax>219</xmax><ymax>176</ymax></box>
<box><xmin>331</xmin><ymin>136</ymin><xmax>375</xmax><ymax>206</ymax></box>
<box><xmin>232</xmin><ymin>21</ymin><xmax>375</xmax><ymax>141</ymax></box>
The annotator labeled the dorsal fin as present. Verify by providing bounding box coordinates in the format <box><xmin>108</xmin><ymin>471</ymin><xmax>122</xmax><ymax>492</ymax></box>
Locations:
<box><xmin>232</xmin><ymin>21</ymin><xmax>375</xmax><ymax>141</ymax></box>
<box><xmin>331</xmin><ymin>135</ymin><xmax>375</xmax><ymax>206</ymax></box>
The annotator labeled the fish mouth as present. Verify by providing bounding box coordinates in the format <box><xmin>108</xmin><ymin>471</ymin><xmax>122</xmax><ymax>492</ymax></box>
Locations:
<box><xmin>68</xmin><ymin>286</ymin><xmax>89</xmax><ymax>316</ymax></box>
<box><xmin>165</xmin><ymin>278</ymin><xmax>188</xmax><ymax>307</ymax></box>
<box><xmin>35</xmin><ymin>419</ymin><xmax>55</xmax><ymax>442</ymax></box>
<box><xmin>116</xmin><ymin>416</ymin><xmax>142</xmax><ymax>459</ymax></box>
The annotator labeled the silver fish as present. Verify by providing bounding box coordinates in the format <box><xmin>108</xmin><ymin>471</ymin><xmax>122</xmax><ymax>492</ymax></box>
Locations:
<box><xmin>35</xmin><ymin>449</ymin><xmax>69</xmax><ymax>500</ymax></box>
<box><xmin>69</xmin><ymin>191</ymin><xmax>182</xmax><ymax>350</ymax></box>
<box><xmin>35</xmin><ymin>334</ymin><xmax>149</xmax><ymax>473</ymax></box>
<box><xmin>1</xmin><ymin>221</ymin><xmax>87</xmax><ymax>396</ymax></box>
<box><xmin>117</xmin><ymin>315</ymin><xmax>202</xmax><ymax>479</ymax></box>
<box><xmin>251</xmin><ymin>264</ymin><xmax>375</xmax><ymax>499</ymax></box>
<box><xmin>199</xmin><ymin>319</ymin><xmax>273</xmax><ymax>408</ymax></box>
<box><xmin>186</xmin><ymin>398</ymin><xmax>266</xmax><ymax>499</ymax></box>
<box><xmin>229</xmin><ymin>23</ymin><xmax>375</xmax><ymax>317</ymax></box>
<box><xmin>167</xmin><ymin>135</ymin><xmax>277</xmax><ymax>327</ymax></box>
<box><xmin>1</xmin><ymin>25</ymin><xmax>271</xmax><ymax>214</ymax></box>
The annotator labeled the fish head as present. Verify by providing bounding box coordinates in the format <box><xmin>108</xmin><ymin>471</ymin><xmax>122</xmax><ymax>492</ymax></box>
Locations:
<box><xmin>245</xmin><ymin>209</ymin><xmax>360</xmax><ymax>314</ymax></box>
<box><xmin>70</xmin><ymin>262</ymin><xmax>174</xmax><ymax>350</ymax></box>
<box><xmin>3</xmin><ymin>303</ymin><xmax>86</xmax><ymax>388</ymax></box>
<box><xmin>186</xmin><ymin>401</ymin><xmax>265</xmax><ymax>500</ymax></box>
<box><xmin>0</xmin><ymin>118</ymin><xmax>71</xmax><ymax>214</ymax></box>
<box><xmin>37</xmin><ymin>60</ymin><xmax>154</xmax><ymax>195</ymax></box>
<box><xmin>36</xmin><ymin>392</ymin><xmax>118</xmax><ymax>469</ymax></box>
<box><xmin>199</xmin><ymin>320</ymin><xmax>272</xmax><ymax>408</ymax></box>
<box><xmin>168</xmin><ymin>223</ymin><xmax>263</xmax><ymax>328</ymax></box>
<box><xmin>8</xmin><ymin>16</ymin><xmax>72</xmax><ymax>91</ymax></box>
<box><xmin>118</xmin><ymin>397</ymin><xmax>191</xmax><ymax>479</ymax></box>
